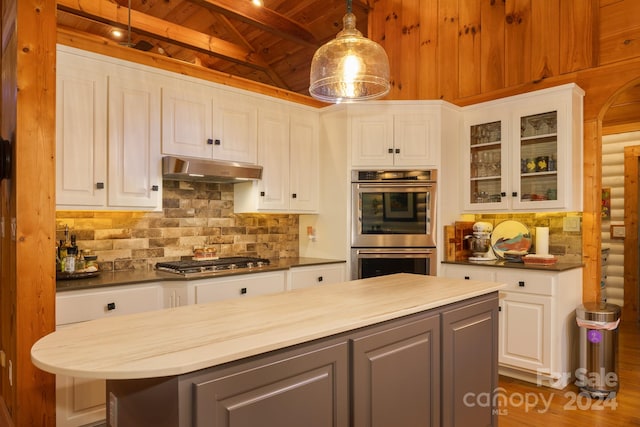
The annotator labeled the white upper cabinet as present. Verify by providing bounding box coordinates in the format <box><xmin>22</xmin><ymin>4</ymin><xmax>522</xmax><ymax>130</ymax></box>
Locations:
<box><xmin>56</xmin><ymin>52</ymin><xmax>108</xmax><ymax>207</ymax></box>
<box><xmin>289</xmin><ymin>108</ymin><xmax>320</xmax><ymax>212</ymax></box>
<box><xmin>235</xmin><ymin>102</ymin><xmax>319</xmax><ymax>213</ymax></box>
<box><xmin>56</xmin><ymin>46</ymin><xmax>162</xmax><ymax>210</ymax></box>
<box><xmin>161</xmin><ymin>81</ymin><xmax>257</xmax><ymax>164</ymax></box>
<box><xmin>107</xmin><ymin>74</ymin><xmax>161</xmax><ymax>209</ymax></box>
<box><xmin>213</xmin><ymin>90</ymin><xmax>258</xmax><ymax>164</ymax></box>
<box><xmin>462</xmin><ymin>84</ymin><xmax>584</xmax><ymax>212</ymax></box>
<box><xmin>254</xmin><ymin>106</ymin><xmax>291</xmax><ymax>211</ymax></box>
<box><xmin>350</xmin><ymin>104</ymin><xmax>440</xmax><ymax>168</ymax></box>
<box><xmin>462</xmin><ymin>108</ymin><xmax>510</xmax><ymax>211</ymax></box>
<box><xmin>161</xmin><ymin>82</ymin><xmax>213</xmax><ymax>159</ymax></box>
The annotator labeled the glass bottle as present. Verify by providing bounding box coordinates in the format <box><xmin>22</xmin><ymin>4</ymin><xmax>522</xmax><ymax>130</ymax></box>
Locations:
<box><xmin>65</xmin><ymin>246</ymin><xmax>77</xmax><ymax>273</ymax></box>
<box><xmin>59</xmin><ymin>239</ymin><xmax>67</xmax><ymax>272</ymax></box>
<box><xmin>76</xmin><ymin>249</ymin><xmax>86</xmax><ymax>271</ymax></box>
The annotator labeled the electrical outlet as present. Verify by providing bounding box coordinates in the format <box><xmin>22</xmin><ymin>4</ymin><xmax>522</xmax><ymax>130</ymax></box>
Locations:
<box><xmin>563</xmin><ymin>216</ymin><xmax>581</xmax><ymax>232</ymax></box>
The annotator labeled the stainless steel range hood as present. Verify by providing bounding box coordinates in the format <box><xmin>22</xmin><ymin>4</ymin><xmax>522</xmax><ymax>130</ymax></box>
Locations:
<box><xmin>162</xmin><ymin>156</ymin><xmax>262</xmax><ymax>183</ymax></box>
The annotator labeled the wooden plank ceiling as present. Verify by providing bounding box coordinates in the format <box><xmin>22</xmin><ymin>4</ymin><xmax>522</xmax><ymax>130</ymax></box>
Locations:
<box><xmin>56</xmin><ymin>0</ymin><xmax>370</xmax><ymax>97</ymax></box>
<box><xmin>56</xmin><ymin>0</ymin><xmax>640</xmax><ymax>124</ymax></box>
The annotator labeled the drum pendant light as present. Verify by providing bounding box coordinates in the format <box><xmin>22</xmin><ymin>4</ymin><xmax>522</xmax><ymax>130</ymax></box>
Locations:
<box><xmin>309</xmin><ymin>0</ymin><xmax>390</xmax><ymax>103</ymax></box>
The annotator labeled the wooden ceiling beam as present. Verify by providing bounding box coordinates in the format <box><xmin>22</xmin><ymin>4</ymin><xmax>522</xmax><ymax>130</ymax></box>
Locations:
<box><xmin>57</xmin><ymin>0</ymin><xmax>270</xmax><ymax>70</ymax></box>
<box><xmin>187</xmin><ymin>0</ymin><xmax>318</xmax><ymax>47</ymax></box>
<box><xmin>214</xmin><ymin>13</ymin><xmax>290</xmax><ymax>90</ymax></box>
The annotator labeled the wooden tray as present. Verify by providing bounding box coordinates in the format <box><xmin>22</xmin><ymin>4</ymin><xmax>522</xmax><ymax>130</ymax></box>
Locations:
<box><xmin>522</xmin><ymin>256</ymin><xmax>558</xmax><ymax>265</ymax></box>
<box><xmin>56</xmin><ymin>270</ymin><xmax>100</xmax><ymax>281</ymax></box>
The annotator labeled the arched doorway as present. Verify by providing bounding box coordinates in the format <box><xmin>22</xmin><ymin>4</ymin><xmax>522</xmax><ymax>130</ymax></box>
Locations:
<box><xmin>599</xmin><ymin>78</ymin><xmax>640</xmax><ymax>322</ymax></box>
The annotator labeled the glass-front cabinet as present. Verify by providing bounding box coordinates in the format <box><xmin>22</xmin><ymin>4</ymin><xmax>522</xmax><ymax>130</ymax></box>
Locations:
<box><xmin>517</xmin><ymin>111</ymin><xmax>559</xmax><ymax>207</ymax></box>
<box><xmin>463</xmin><ymin>84</ymin><xmax>584</xmax><ymax>212</ymax></box>
<box><xmin>468</xmin><ymin>119</ymin><xmax>506</xmax><ymax>209</ymax></box>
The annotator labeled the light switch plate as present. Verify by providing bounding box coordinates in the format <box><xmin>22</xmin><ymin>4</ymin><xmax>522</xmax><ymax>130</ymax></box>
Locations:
<box><xmin>563</xmin><ymin>216</ymin><xmax>581</xmax><ymax>232</ymax></box>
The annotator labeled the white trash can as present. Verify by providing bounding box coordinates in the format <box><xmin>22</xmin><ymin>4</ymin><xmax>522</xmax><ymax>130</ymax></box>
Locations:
<box><xmin>575</xmin><ymin>302</ymin><xmax>621</xmax><ymax>398</ymax></box>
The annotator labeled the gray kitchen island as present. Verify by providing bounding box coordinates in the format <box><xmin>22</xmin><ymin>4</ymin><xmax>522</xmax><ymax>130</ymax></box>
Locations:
<box><xmin>32</xmin><ymin>273</ymin><xmax>505</xmax><ymax>427</ymax></box>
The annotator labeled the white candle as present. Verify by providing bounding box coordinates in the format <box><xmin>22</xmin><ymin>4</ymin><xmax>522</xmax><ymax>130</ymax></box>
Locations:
<box><xmin>536</xmin><ymin>227</ymin><xmax>549</xmax><ymax>255</ymax></box>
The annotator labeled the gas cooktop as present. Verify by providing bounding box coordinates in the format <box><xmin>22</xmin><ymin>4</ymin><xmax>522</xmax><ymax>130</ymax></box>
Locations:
<box><xmin>156</xmin><ymin>256</ymin><xmax>270</xmax><ymax>276</ymax></box>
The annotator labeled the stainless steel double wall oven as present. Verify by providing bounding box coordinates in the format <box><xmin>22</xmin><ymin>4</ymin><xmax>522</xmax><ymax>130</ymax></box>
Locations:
<box><xmin>351</xmin><ymin>170</ymin><xmax>437</xmax><ymax>279</ymax></box>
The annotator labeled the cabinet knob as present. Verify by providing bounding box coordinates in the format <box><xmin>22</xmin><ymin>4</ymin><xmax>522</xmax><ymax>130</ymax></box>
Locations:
<box><xmin>106</xmin><ymin>302</ymin><xmax>116</xmax><ymax>311</ymax></box>
<box><xmin>292</xmin><ymin>193</ymin><xmax>297</xmax><ymax>199</ymax></box>
<box><xmin>151</xmin><ymin>185</ymin><xmax>159</xmax><ymax>191</ymax></box>
<box><xmin>395</xmin><ymin>148</ymin><xmax>400</xmax><ymax>154</ymax></box>
<box><xmin>501</xmin><ymin>192</ymin><xmax>506</xmax><ymax>197</ymax></box>
<box><xmin>260</xmin><ymin>191</ymin><xmax>265</xmax><ymax>197</ymax></box>
<box><xmin>240</xmin><ymin>287</ymin><xmax>247</xmax><ymax>295</ymax></box>
<box><xmin>214</xmin><ymin>139</ymin><xmax>221</xmax><ymax>145</ymax></box>
<box><xmin>96</xmin><ymin>182</ymin><xmax>105</xmax><ymax>189</ymax></box>
<box><xmin>207</xmin><ymin>138</ymin><xmax>213</xmax><ymax>145</ymax></box>
<box><xmin>464</xmin><ymin>276</ymin><xmax>470</xmax><ymax>280</ymax></box>
<box><xmin>317</xmin><ymin>276</ymin><xmax>323</xmax><ymax>282</ymax></box>
<box><xmin>388</xmin><ymin>148</ymin><xmax>393</xmax><ymax>154</ymax></box>
<box><xmin>512</xmin><ymin>192</ymin><xmax>518</xmax><ymax>197</ymax></box>
<box><xmin>498</xmin><ymin>306</ymin><xmax>502</xmax><ymax>312</ymax></box>
<box><xmin>518</xmin><ymin>281</ymin><xmax>525</xmax><ymax>287</ymax></box>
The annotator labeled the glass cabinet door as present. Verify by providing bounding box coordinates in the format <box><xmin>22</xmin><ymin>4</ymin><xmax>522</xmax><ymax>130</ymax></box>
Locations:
<box><xmin>517</xmin><ymin>111</ymin><xmax>558</xmax><ymax>206</ymax></box>
<box><xmin>462</xmin><ymin>84</ymin><xmax>582</xmax><ymax>213</ymax></box>
<box><xmin>468</xmin><ymin>120</ymin><xmax>504</xmax><ymax>208</ymax></box>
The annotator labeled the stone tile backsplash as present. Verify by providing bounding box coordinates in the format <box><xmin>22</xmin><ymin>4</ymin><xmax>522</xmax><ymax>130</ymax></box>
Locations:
<box><xmin>56</xmin><ymin>180</ymin><xmax>299</xmax><ymax>271</ymax></box>
<box><xmin>472</xmin><ymin>212</ymin><xmax>583</xmax><ymax>262</ymax></box>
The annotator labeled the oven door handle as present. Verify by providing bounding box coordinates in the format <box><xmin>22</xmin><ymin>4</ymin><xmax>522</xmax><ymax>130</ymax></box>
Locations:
<box><xmin>355</xmin><ymin>182</ymin><xmax>435</xmax><ymax>188</ymax></box>
<box><xmin>356</xmin><ymin>249</ymin><xmax>435</xmax><ymax>255</ymax></box>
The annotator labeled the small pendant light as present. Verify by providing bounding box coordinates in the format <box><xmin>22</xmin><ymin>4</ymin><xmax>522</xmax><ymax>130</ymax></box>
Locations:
<box><xmin>309</xmin><ymin>0</ymin><xmax>390</xmax><ymax>103</ymax></box>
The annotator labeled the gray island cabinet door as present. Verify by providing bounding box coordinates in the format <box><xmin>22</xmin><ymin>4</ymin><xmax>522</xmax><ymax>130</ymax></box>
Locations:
<box><xmin>441</xmin><ymin>294</ymin><xmax>500</xmax><ymax>427</ymax></box>
<box><xmin>188</xmin><ymin>339</ymin><xmax>349</xmax><ymax>427</ymax></box>
<box><xmin>351</xmin><ymin>313</ymin><xmax>441</xmax><ymax>427</ymax></box>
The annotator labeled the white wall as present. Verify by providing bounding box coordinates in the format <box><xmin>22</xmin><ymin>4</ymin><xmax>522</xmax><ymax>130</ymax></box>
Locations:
<box><xmin>299</xmin><ymin>107</ymin><xmax>350</xmax><ymax>262</ymax></box>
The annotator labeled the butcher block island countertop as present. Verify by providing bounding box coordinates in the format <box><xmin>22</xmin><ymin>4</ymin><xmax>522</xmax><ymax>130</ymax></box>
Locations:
<box><xmin>32</xmin><ymin>273</ymin><xmax>505</xmax><ymax>380</ymax></box>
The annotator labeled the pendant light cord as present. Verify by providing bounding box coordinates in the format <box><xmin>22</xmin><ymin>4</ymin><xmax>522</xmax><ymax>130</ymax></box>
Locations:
<box><xmin>346</xmin><ymin>0</ymin><xmax>352</xmax><ymax>14</ymax></box>
<box><xmin>127</xmin><ymin>0</ymin><xmax>132</xmax><ymax>47</ymax></box>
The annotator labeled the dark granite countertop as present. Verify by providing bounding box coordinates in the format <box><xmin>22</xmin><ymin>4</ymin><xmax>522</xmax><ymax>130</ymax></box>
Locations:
<box><xmin>441</xmin><ymin>259</ymin><xmax>583</xmax><ymax>272</ymax></box>
<box><xmin>56</xmin><ymin>257</ymin><xmax>346</xmax><ymax>292</ymax></box>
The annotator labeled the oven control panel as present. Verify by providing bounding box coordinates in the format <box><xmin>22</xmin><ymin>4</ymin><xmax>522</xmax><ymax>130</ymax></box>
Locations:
<box><xmin>352</xmin><ymin>169</ymin><xmax>437</xmax><ymax>182</ymax></box>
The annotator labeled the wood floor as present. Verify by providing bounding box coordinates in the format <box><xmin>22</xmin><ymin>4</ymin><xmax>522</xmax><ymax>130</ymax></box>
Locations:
<box><xmin>497</xmin><ymin>320</ymin><xmax>640</xmax><ymax>426</ymax></box>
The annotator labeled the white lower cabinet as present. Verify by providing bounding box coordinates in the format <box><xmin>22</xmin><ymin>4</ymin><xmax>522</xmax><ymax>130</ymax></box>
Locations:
<box><xmin>55</xmin><ymin>283</ymin><xmax>164</xmax><ymax>427</ymax></box>
<box><xmin>441</xmin><ymin>264</ymin><xmax>582</xmax><ymax>389</ymax></box>
<box><xmin>194</xmin><ymin>271</ymin><xmax>286</xmax><ymax>304</ymax></box>
<box><xmin>439</xmin><ymin>263</ymin><xmax>496</xmax><ymax>282</ymax></box>
<box><xmin>288</xmin><ymin>263</ymin><xmax>346</xmax><ymax>290</ymax></box>
<box><xmin>164</xmin><ymin>283</ymin><xmax>191</xmax><ymax>308</ymax></box>
<box><xmin>496</xmin><ymin>268</ymin><xmax>582</xmax><ymax>388</ymax></box>
<box><xmin>163</xmin><ymin>270</ymin><xmax>288</xmax><ymax>308</ymax></box>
